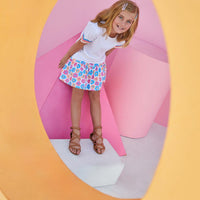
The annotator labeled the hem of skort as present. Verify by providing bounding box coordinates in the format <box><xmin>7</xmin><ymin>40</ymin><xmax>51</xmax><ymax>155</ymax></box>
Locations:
<box><xmin>59</xmin><ymin>78</ymin><xmax>104</xmax><ymax>91</ymax></box>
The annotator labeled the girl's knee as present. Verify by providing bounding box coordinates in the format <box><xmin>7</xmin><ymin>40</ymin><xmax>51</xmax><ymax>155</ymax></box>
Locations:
<box><xmin>72</xmin><ymin>88</ymin><xmax>84</xmax><ymax>100</ymax></box>
<box><xmin>88</xmin><ymin>91</ymin><xmax>100</xmax><ymax>102</ymax></box>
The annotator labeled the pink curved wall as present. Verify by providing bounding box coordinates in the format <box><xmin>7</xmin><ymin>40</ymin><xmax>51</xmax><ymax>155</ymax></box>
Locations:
<box><xmin>104</xmin><ymin>46</ymin><xmax>170</xmax><ymax>138</ymax></box>
<box><xmin>34</xmin><ymin>0</ymin><xmax>170</xmax><ymax>151</ymax></box>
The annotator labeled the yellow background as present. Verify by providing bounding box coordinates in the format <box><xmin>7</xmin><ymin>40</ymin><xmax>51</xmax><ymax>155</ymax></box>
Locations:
<box><xmin>0</xmin><ymin>0</ymin><xmax>199</xmax><ymax>199</ymax></box>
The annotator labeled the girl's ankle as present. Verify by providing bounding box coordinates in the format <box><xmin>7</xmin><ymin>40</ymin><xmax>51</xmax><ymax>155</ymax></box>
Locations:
<box><xmin>71</xmin><ymin>127</ymin><xmax>81</xmax><ymax>135</ymax></box>
<box><xmin>72</xmin><ymin>129</ymin><xmax>80</xmax><ymax>135</ymax></box>
<box><xmin>94</xmin><ymin>128</ymin><xmax>102</xmax><ymax>135</ymax></box>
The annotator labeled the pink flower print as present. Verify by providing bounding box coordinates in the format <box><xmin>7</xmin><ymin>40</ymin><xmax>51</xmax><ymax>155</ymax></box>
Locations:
<box><xmin>80</xmin><ymin>67</ymin><xmax>84</xmax><ymax>71</ymax></box>
<box><xmin>74</xmin><ymin>63</ymin><xmax>77</xmax><ymax>66</ymax></box>
<box><xmin>66</xmin><ymin>79</ymin><xmax>69</xmax><ymax>83</ymax></box>
<box><xmin>77</xmin><ymin>82</ymin><xmax>81</xmax><ymax>86</ymax></box>
<box><xmin>64</xmin><ymin>70</ymin><xmax>68</xmax><ymax>75</ymax></box>
<box><xmin>70</xmin><ymin>77</ymin><xmax>72</xmax><ymax>80</ymax></box>
<box><xmin>81</xmin><ymin>79</ymin><xmax>85</xmax><ymax>83</ymax></box>
<box><xmin>101</xmin><ymin>72</ymin><xmax>104</xmax><ymax>76</ymax></box>
<box><xmin>94</xmin><ymin>77</ymin><xmax>98</xmax><ymax>81</ymax></box>
<box><xmin>99</xmin><ymin>77</ymin><xmax>102</xmax><ymax>81</ymax></box>
<box><xmin>92</xmin><ymin>75</ymin><xmax>94</xmax><ymax>79</ymax></box>
<box><xmin>77</xmin><ymin>77</ymin><xmax>81</xmax><ymax>81</ymax></box>
<box><xmin>87</xmin><ymin>79</ymin><xmax>91</xmax><ymax>83</ymax></box>
<box><xmin>95</xmin><ymin>82</ymin><xmax>99</xmax><ymax>86</ymax></box>
<box><xmin>73</xmin><ymin>73</ymin><xmax>78</xmax><ymax>78</ymax></box>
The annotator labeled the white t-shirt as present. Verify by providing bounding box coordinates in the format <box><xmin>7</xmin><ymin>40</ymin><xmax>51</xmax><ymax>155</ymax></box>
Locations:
<box><xmin>71</xmin><ymin>21</ymin><xmax>125</xmax><ymax>63</ymax></box>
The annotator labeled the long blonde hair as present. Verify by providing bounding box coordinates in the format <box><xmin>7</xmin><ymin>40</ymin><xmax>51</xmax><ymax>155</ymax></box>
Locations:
<box><xmin>91</xmin><ymin>0</ymin><xmax>139</xmax><ymax>47</ymax></box>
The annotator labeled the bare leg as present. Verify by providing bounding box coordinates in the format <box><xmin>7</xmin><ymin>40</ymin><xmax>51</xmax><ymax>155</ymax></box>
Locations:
<box><xmin>88</xmin><ymin>90</ymin><xmax>105</xmax><ymax>154</ymax></box>
<box><xmin>69</xmin><ymin>87</ymin><xmax>84</xmax><ymax>155</ymax></box>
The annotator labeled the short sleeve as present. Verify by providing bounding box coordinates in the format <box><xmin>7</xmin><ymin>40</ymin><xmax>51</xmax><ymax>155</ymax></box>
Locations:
<box><xmin>79</xmin><ymin>21</ymin><xmax>101</xmax><ymax>43</ymax></box>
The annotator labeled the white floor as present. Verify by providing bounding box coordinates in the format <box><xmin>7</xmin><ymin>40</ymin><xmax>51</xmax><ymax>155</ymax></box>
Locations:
<box><xmin>50</xmin><ymin>139</ymin><xmax>125</xmax><ymax>187</ymax></box>
<box><xmin>94</xmin><ymin>123</ymin><xmax>167</xmax><ymax>199</ymax></box>
<box><xmin>51</xmin><ymin>122</ymin><xmax>167</xmax><ymax>199</ymax></box>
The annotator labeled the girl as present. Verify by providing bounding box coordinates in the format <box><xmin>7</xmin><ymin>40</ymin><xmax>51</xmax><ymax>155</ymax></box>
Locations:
<box><xmin>58</xmin><ymin>0</ymin><xmax>139</xmax><ymax>155</ymax></box>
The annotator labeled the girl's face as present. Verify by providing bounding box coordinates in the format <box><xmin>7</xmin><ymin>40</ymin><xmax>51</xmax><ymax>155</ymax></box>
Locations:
<box><xmin>111</xmin><ymin>10</ymin><xmax>136</xmax><ymax>35</ymax></box>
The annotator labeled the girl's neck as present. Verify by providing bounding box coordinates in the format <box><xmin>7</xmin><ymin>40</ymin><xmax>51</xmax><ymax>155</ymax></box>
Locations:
<box><xmin>109</xmin><ymin>30</ymin><xmax>117</xmax><ymax>38</ymax></box>
<box><xmin>109</xmin><ymin>33</ymin><xmax>117</xmax><ymax>38</ymax></box>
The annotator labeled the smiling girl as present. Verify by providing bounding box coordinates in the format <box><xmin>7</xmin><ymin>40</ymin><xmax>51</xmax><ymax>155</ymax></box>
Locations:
<box><xmin>58</xmin><ymin>0</ymin><xmax>139</xmax><ymax>155</ymax></box>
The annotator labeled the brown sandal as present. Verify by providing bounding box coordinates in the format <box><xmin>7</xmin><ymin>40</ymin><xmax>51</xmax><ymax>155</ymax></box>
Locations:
<box><xmin>69</xmin><ymin>127</ymin><xmax>81</xmax><ymax>155</ymax></box>
<box><xmin>90</xmin><ymin>126</ymin><xmax>105</xmax><ymax>154</ymax></box>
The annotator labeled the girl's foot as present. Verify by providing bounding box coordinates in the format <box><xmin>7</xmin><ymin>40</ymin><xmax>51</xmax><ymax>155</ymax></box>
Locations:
<box><xmin>69</xmin><ymin>127</ymin><xmax>81</xmax><ymax>155</ymax></box>
<box><xmin>90</xmin><ymin>126</ymin><xmax>105</xmax><ymax>154</ymax></box>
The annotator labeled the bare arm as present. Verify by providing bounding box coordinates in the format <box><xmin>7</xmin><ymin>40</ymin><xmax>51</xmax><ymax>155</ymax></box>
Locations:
<box><xmin>105</xmin><ymin>48</ymin><xmax>115</xmax><ymax>56</ymax></box>
<box><xmin>58</xmin><ymin>39</ymin><xmax>86</xmax><ymax>68</ymax></box>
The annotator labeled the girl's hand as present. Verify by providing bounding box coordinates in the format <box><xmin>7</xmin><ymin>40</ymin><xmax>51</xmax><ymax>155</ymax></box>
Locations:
<box><xmin>58</xmin><ymin>40</ymin><xmax>86</xmax><ymax>69</ymax></box>
<box><xmin>58</xmin><ymin>56</ymin><xmax>69</xmax><ymax>69</ymax></box>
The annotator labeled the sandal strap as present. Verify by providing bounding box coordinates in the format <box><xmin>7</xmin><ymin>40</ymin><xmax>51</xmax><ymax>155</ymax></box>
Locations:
<box><xmin>93</xmin><ymin>134</ymin><xmax>103</xmax><ymax>141</ymax></box>
<box><xmin>69</xmin><ymin>142</ymin><xmax>81</xmax><ymax>149</ymax></box>
<box><xmin>91</xmin><ymin>132</ymin><xmax>104</xmax><ymax>145</ymax></box>
<box><xmin>70</xmin><ymin>127</ymin><xmax>81</xmax><ymax>139</ymax></box>
<box><xmin>70</xmin><ymin>131</ymin><xmax>80</xmax><ymax>139</ymax></box>
<box><xmin>90</xmin><ymin>128</ymin><xmax>105</xmax><ymax>154</ymax></box>
<box><xmin>93</xmin><ymin>126</ymin><xmax>102</xmax><ymax>131</ymax></box>
<box><xmin>94</xmin><ymin>144</ymin><xmax>105</xmax><ymax>150</ymax></box>
<box><xmin>69</xmin><ymin>131</ymin><xmax>81</xmax><ymax>148</ymax></box>
<box><xmin>70</xmin><ymin>126</ymin><xmax>81</xmax><ymax>130</ymax></box>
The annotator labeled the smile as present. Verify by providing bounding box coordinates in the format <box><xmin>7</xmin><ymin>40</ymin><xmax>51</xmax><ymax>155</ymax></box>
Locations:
<box><xmin>117</xmin><ymin>24</ymin><xmax>125</xmax><ymax>31</ymax></box>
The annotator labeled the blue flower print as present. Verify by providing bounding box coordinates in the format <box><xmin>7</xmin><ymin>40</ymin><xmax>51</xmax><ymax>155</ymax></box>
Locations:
<box><xmin>88</xmin><ymin>70</ymin><xmax>93</xmax><ymax>75</ymax></box>
<box><xmin>81</xmin><ymin>84</ymin><xmax>85</xmax><ymax>89</ymax></box>
<box><xmin>91</xmin><ymin>80</ymin><xmax>95</xmax><ymax>84</ymax></box>
<box><xmin>77</xmin><ymin>64</ymin><xmax>81</xmax><ymax>68</ymax></box>
<box><xmin>72</xmin><ymin>78</ymin><xmax>77</xmax><ymax>83</ymax></box>
<box><xmin>95</xmin><ymin>86</ymin><xmax>99</xmax><ymax>90</ymax></box>
<box><xmin>61</xmin><ymin>74</ymin><xmax>66</xmax><ymax>79</ymax></box>
<box><xmin>79</xmin><ymin>71</ymin><xmax>83</xmax><ymax>76</ymax></box>
<box><xmin>87</xmin><ymin>84</ymin><xmax>90</xmax><ymax>90</ymax></box>
<box><xmin>72</xmin><ymin>67</ymin><xmax>76</xmax><ymax>72</ymax></box>
<box><xmin>63</xmin><ymin>64</ymin><xmax>67</xmax><ymax>70</ymax></box>
<box><xmin>94</xmin><ymin>71</ymin><xmax>99</xmax><ymax>77</ymax></box>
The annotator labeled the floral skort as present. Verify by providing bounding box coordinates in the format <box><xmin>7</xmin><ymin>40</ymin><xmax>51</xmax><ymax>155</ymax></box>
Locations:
<box><xmin>59</xmin><ymin>57</ymin><xmax>106</xmax><ymax>91</ymax></box>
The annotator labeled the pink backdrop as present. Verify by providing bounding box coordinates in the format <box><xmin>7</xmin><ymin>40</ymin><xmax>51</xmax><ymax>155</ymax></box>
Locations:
<box><xmin>34</xmin><ymin>0</ymin><xmax>170</xmax><ymax>155</ymax></box>
<box><xmin>35</xmin><ymin>35</ymin><xmax>126</xmax><ymax>156</ymax></box>
<box><xmin>37</xmin><ymin>0</ymin><xmax>167</xmax><ymax>61</ymax></box>
<box><xmin>36</xmin><ymin>0</ymin><xmax>170</xmax><ymax>126</ymax></box>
